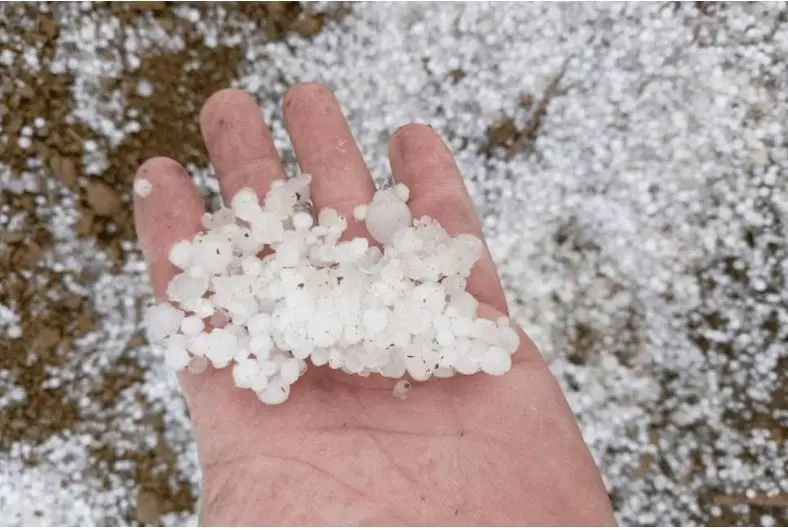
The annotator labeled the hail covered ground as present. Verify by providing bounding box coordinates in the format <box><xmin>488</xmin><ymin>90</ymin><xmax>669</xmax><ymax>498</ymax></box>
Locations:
<box><xmin>0</xmin><ymin>2</ymin><xmax>786</xmax><ymax>525</ymax></box>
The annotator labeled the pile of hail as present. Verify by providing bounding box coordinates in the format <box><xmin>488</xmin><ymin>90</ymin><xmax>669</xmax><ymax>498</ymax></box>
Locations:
<box><xmin>144</xmin><ymin>174</ymin><xmax>519</xmax><ymax>405</ymax></box>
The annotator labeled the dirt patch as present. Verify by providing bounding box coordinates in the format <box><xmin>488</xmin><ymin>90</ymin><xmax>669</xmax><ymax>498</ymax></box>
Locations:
<box><xmin>484</xmin><ymin>60</ymin><xmax>569</xmax><ymax>158</ymax></box>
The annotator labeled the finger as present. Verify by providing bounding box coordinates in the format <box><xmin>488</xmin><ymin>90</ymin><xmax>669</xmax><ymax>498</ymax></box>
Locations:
<box><xmin>282</xmin><ymin>83</ymin><xmax>375</xmax><ymax>238</ymax></box>
<box><xmin>133</xmin><ymin>156</ymin><xmax>205</xmax><ymax>300</ymax></box>
<box><xmin>200</xmin><ymin>88</ymin><xmax>287</xmax><ymax>205</ymax></box>
<box><xmin>388</xmin><ymin>124</ymin><xmax>508</xmax><ymax>313</ymax></box>
<box><xmin>133</xmin><ymin>156</ymin><xmax>236</xmax><ymax>420</ymax></box>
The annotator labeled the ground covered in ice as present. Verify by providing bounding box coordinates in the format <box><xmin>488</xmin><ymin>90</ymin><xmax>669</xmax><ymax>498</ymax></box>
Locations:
<box><xmin>0</xmin><ymin>2</ymin><xmax>785</xmax><ymax>525</ymax></box>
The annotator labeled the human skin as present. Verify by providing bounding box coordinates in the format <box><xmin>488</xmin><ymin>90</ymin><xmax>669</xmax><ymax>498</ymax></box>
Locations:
<box><xmin>133</xmin><ymin>84</ymin><xmax>617</xmax><ymax>525</ymax></box>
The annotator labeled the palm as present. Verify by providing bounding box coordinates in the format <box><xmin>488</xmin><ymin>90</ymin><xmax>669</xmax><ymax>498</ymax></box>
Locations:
<box><xmin>134</xmin><ymin>85</ymin><xmax>615</xmax><ymax>525</ymax></box>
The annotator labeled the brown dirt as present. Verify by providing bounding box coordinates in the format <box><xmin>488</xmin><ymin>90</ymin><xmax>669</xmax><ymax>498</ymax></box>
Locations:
<box><xmin>484</xmin><ymin>60</ymin><xmax>569</xmax><ymax>158</ymax></box>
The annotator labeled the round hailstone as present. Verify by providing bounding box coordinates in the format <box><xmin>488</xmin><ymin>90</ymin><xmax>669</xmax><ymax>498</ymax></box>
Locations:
<box><xmin>433</xmin><ymin>366</ymin><xmax>455</xmax><ymax>378</ymax></box>
<box><xmin>251</xmin><ymin>372</ymin><xmax>269</xmax><ymax>392</ymax></box>
<box><xmin>451</xmin><ymin>234</ymin><xmax>483</xmax><ymax>273</ymax></box>
<box><xmin>191</xmin><ymin>298</ymin><xmax>215</xmax><ymax>319</ymax></box>
<box><xmin>246</xmin><ymin>313</ymin><xmax>272</xmax><ymax>336</ymax></box>
<box><xmin>249</xmin><ymin>334</ymin><xmax>273</xmax><ymax>355</ymax></box>
<box><xmin>232</xmin><ymin>358</ymin><xmax>260</xmax><ymax>389</ymax></box>
<box><xmin>165</xmin><ymin>342</ymin><xmax>190</xmax><ymax>370</ymax></box>
<box><xmin>145</xmin><ymin>303</ymin><xmax>184</xmax><ymax>343</ymax></box>
<box><xmin>310</xmin><ymin>347</ymin><xmax>330</xmax><ymax>366</ymax></box>
<box><xmin>362</xmin><ymin>308</ymin><xmax>389</xmax><ymax>336</ymax></box>
<box><xmin>353</xmin><ymin>204</ymin><xmax>367</xmax><ymax>221</ymax></box>
<box><xmin>134</xmin><ymin>178</ymin><xmax>152</xmax><ymax>198</ymax></box>
<box><xmin>343</xmin><ymin>325</ymin><xmax>363</xmax><ymax>345</ymax></box>
<box><xmin>454</xmin><ymin>355</ymin><xmax>480</xmax><ymax>375</ymax></box>
<box><xmin>168</xmin><ymin>240</ymin><xmax>193</xmax><ymax>270</ymax></box>
<box><xmin>258</xmin><ymin>377</ymin><xmax>290</xmax><ymax>405</ymax></box>
<box><xmin>280</xmin><ymin>357</ymin><xmax>301</xmax><ymax>384</ymax></box>
<box><xmin>292</xmin><ymin>211</ymin><xmax>314</xmax><ymax>230</ymax></box>
<box><xmin>241</xmin><ymin>256</ymin><xmax>263</xmax><ymax>276</ymax></box>
<box><xmin>181</xmin><ymin>315</ymin><xmax>204</xmax><ymax>336</ymax></box>
<box><xmin>498</xmin><ymin>326</ymin><xmax>520</xmax><ymax>354</ymax></box>
<box><xmin>231</xmin><ymin>187</ymin><xmax>261</xmax><ymax>222</ymax></box>
<box><xmin>167</xmin><ymin>272</ymin><xmax>209</xmax><ymax>301</ymax></box>
<box><xmin>404</xmin><ymin>350</ymin><xmax>438</xmax><ymax>381</ymax></box>
<box><xmin>479</xmin><ymin>346</ymin><xmax>512</xmax><ymax>376</ymax></box>
<box><xmin>291</xmin><ymin>340</ymin><xmax>315</xmax><ymax>360</ymax></box>
<box><xmin>251</xmin><ymin>210</ymin><xmax>284</xmax><ymax>244</ymax></box>
<box><xmin>204</xmin><ymin>328</ymin><xmax>237</xmax><ymax>368</ymax></box>
<box><xmin>192</xmin><ymin>233</ymin><xmax>234</xmax><ymax>275</ymax></box>
<box><xmin>436</xmin><ymin>327</ymin><xmax>455</xmax><ymax>347</ymax></box>
<box><xmin>392</xmin><ymin>379</ymin><xmax>411</xmax><ymax>399</ymax></box>
<box><xmin>380</xmin><ymin>352</ymin><xmax>407</xmax><ymax>378</ymax></box>
<box><xmin>228</xmin><ymin>226</ymin><xmax>261</xmax><ymax>256</ymax></box>
<box><xmin>451</xmin><ymin>291</ymin><xmax>478</xmax><ymax>319</ymax></box>
<box><xmin>259</xmin><ymin>358</ymin><xmax>280</xmax><ymax>377</ymax></box>
<box><xmin>188</xmin><ymin>265</ymin><xmax>207</xmax><ymax>279</ymax></box>
<box><xmin>233</xmin><ymin>347</ymin><xmax>252</xmax><ymax>363</ymax></box>
<box><xmin>365</xmin><ymin>195</ymin><xmax>413</xmax><ymax>245</ymax></box>
<box><xmin>308</xmin><ymin>313</ymin><xmax>343</xmax><ymax>348</ymax></box>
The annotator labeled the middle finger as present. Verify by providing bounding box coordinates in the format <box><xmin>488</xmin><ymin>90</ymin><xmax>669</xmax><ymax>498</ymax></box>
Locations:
<box><xmin>200</xmin><ymin>88</ymin><xmax>287</xmax><ymax>205</ymax></box>
<box><xmin>282</xmin><ymin>83</ymin><xmax>375</xmax><ymax>238</ymax></box>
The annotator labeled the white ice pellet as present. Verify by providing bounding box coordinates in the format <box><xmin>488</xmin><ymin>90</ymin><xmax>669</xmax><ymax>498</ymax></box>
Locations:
<box><xmin>479</xmin><ymin>346</ymin><xmax>511</xmax><ymax>376</ymax></box>
<box><xmin>165</xmin><ymin>342</ymin><xmax>190</xmax><ymax>370</ymax></box>
<box><xmin>232</xmin><ymin>358</ymin><xmax>259</xmax><ymax>389</ymax></box>
<box><xmin>362</xmin><ymin>308</ymin><xmax>388</xmax><ymax>336</ymax></box>
<box><xmin>249</xmin><ymin>334</ymin><xmax>273</xmax><ymax>355</ymax></box>
<box><xmin>168</xmin><ymin>240</ymin><xmax>192</xmax><ymax>270</ymax></box>
<box><xmin>147</xmin><ymin>181</ymin><xmax>518</xmax><ymax>405</ymax></box>
<box><xmin>257</xmin><ymin>378</ymin><xmax>290</xmax><ymax>405</ymax></box>
<box><xmin>292</xmin><ymin>211</ymin><xmax>314</xmax><ymax>230</ymax></box>
<box><xmin>167</xmin><ymin>273</ymin><xmax>209</xmax><ymax>301</ymax></box>
<box><xmin>180</xmin><ymin>315</ymin><xmax>204</xmax><ymax>336</ymax></box>
<box><xmin>498</xmin><ymin>326</ymin><xmax>520</xmax><ymax>354</ymax></box>
<box><xmin>365</xmin><ymin>196</ymin><xmax>413</xmax><ymax>244</ymax></box>
<box><xmin>279</xmin><ymin>358</ymin><xmax>301</xmax><ymax>385</ymax></box>
<box><xmin>133</xmin><ymin>178</ymin><xmax>152</xmax><ymax>198</ymax></box>
<box><xmin>353</xmin><ymin>204</ymin><xmax>367</xmax><ymax>221</ymax></box>
<box><xmin>392</xmin><ymin>379</ymin><xmax>411</xmax><ymax>399</ymax></box>
<box><xmin>145</xmin><ymin>303</ymin><xmax>184</xmax><ymax>343</ymax></box>
<box><xmin>231</xmin><ymin>187</ymin><xmax>261</xmax><ymax>222</ymax></box>
<box><xmin>246</xmin><ymin>313</ymin><xmax>271</xmax><ymax>336</ymax></box>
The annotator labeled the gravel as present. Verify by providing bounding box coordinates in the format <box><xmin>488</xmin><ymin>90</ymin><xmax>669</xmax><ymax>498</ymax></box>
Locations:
<box><xmin>0</xmin><ymin>2</ymin><xmax>785</xmax><ymax>525</ymax></box>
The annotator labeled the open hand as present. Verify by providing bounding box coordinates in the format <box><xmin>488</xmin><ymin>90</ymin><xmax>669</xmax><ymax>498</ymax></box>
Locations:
<box><xmin>133</xmin><ymin>84</ymin><xmax>615</xmax><ymax>525</ymax></box>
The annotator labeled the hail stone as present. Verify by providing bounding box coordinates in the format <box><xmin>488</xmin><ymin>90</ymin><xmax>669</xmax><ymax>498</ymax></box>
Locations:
<box><xmin>480</xmin><ymin>346</ymin><xmax>511</xmax><ymax>376</ymax></box>
<box><xmin>150</xmin><ymin>178</ymin><xmax>520</xmax><ymax>406</ymax></box>
<box><xmin>365</xmin><ymin>191</ymin><xmax>412</xmax><ymax>244</ymax></box>
<box><xmin>181</xmin><ymin>315</ymin><xmax>204</xmax><ymax>336</ymax></box>
<box><xmin>258</xmin><ymin>378</ymin><xmax>290</xmax><ymax>405</ymax></box>
<box><xmin>145</xmin><ymin>304</ymin><xmax>184</xmax><ymax>343</ymax></box>
<box><xmin>134</xmin><ymin>178</ymin><xmax>153</xmax><ymax>198</ymax></box>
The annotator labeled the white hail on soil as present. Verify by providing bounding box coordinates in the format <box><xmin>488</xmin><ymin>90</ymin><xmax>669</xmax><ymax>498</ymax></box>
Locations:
<box><xmin>0</xmin><ymin>2</ymin><xmax>785</xmax><ymax>526</ymax></box>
